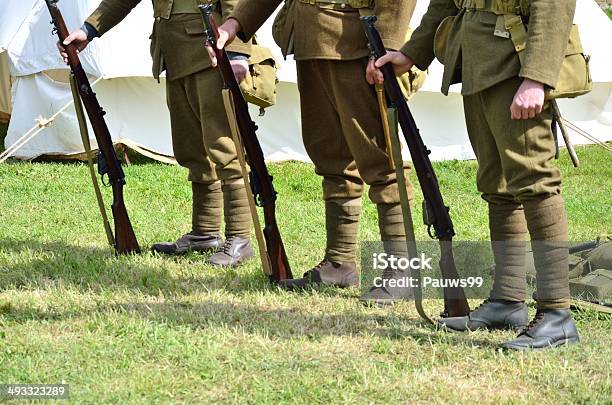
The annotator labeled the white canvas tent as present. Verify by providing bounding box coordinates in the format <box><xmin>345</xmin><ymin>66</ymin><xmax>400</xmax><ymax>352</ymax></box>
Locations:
<box><xmin>2</xmin><ymin>0</ymin><xmax>611</xmax><ymax>162</ymax></box>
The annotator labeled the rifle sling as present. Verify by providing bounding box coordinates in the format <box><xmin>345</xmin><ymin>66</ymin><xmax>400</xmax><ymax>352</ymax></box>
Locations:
<box><xmin>69</xmin><ymin>74</ymin><xmax>115</xmax><ymax>248</ymax></box>
<box><xmin>222</xmin><ymin>89</ymin><xmax>273</xmax><ymax>277</ymax></box>
<box><xmin>375</xmin><ymin>84</ymin><xmax>434</xmax><ymax>325</ymax></box>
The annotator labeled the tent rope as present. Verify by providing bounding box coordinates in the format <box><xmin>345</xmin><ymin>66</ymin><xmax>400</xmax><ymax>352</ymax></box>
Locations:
<box><xmin>0</xmin><ymin>76</ymin><xmax>103</xmax><ymax>163</ymax></box>
<box><xmin>560</xmin><ymin>117</ymin><xmax>612</xmax><ymax>153</ymax></box>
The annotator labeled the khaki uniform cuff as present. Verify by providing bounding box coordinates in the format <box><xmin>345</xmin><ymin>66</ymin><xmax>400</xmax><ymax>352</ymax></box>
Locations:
<box><xmin>84</xmin><ymin>16</ymin><xmax>106</xmax><ymax>36</ymax></box>
<box><xmin>519</xmin><ymin>67</ymin><xmax>558</xmax><ymax>90</ymax></box>
<box><xmin>400</xmin><ymin>42</ymin><xmax>433</xmax><ymax>71</ymax></box>
<box><xmin>230</xmin><ymin>15</ymin><xmax>257</xmax><ymax>42</ymax></box>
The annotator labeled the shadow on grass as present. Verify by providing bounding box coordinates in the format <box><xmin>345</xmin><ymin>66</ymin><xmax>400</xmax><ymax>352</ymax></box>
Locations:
<box><xmin>0</xmin><ymin>239</ymin><xmax>268</xmax><ymax>295</ymax></box>
<box><xmin>0</xmin><ymin>239</ymin><xmax>499</xmax><ymax>348</ymax></box>
<box><xmin>0</xmin><ymin>239</ymin><xmax>372</xmax><ymax>299</ymax></box>
<box><xmin>1</xmin><ymin>299</ymin><xmax>498</xmax><ymax>348</ymax></box>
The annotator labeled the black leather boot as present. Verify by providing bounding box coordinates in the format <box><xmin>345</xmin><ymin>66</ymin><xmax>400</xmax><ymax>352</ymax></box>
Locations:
<box><xmin>279</xmin><ymin>260</ymin><xmax>359</xmax><ymax>290</ymax></box>
<box><xmin>151</xmin><ymin>232</ymin><xmax>223</xmax><ymax>255</ymax></box>
<box><xmin>501</xmin><ymin>309</ymin><xmax>579</xmax><ymax>350</ymax></box>
<box><xmin>438</xmin><ymin>299</ymin><xmax>528</xmax><ymax>332</ymax></box>
<box><xmin>207</xmin><ymin>236</ymin><xmax>254</xmax><ymax>267</ymax></box>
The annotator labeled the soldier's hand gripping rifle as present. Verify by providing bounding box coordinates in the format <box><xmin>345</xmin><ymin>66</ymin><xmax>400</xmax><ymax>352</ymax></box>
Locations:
<box><xmin>45</xmin><ymin>0</ymin><xmax>140</xmax><ymax>254</ymax></box>
<box><xmin>199</xmin><ymin>5</ymin><xmax>292</xmax><ymax>282</ymax></box>
<box><xmin>361</xmin><ymin>16</ymin><xmax>470</xmax><ymax>318</ymax></box>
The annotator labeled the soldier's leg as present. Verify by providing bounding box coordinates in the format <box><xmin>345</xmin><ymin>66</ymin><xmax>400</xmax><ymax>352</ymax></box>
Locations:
<box><xmin>310</xmin><ymin>59</ymin><xmax>414</xmax><ymax>302</ymax></box>
<box><xmin>279</xmin><ymin>60</ymin><xmax>363</xmax><ymax>290</ymax></box>
<box><xmin>463</xmin><ymin>89</ymin><xmax>530</xmax><ymax>304</ymax></box>
<box><xmin>182</xmin><ymin>68</ymin><xmax>253</xmax><ymax>266</ymax></box>
<box><xmin>479</xmin><ymin>78</ymin><xmax>577</xmax><ymax>349</ymax></box>
<box><xmin>151</xmin><ymin>76</ymin><xmax>223</xmax><ymax>255</ymax></box>
<box><xmin>440</xmin><ymin>89</ymin><xmax>529</xmax><ymax>332</ymax></box>
<box><xmin>329</xmin><ymin>58</ymin><xmax>413</xmax><ymax>207</ymax></box>
<box><xmin>192</xmin><ymin>181</ymin><xmax>222</xmax><ymax>236</ymax></box>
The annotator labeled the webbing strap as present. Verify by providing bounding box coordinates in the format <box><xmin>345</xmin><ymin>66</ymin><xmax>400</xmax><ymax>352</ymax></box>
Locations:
<box><xmin>461</xmin><ymin>0</ymin><xmax>526</xmax><ymax>15</ymax></box>
<box><xmin>299</xmin><ymin>0</ymin><xmax>372</xmax><ymax>9</ymax></box>
<box><xmin>503</xmin><ymin>14</ymin><xmax>527</xmax><ymax>63</ymax></box>
<box><xmin>221</xmin><ymin>89</ymin><xmax>273</xmax><ymax>277</ymax></box>
<box><xmin>171</xmin><ymin>0</ymin><xmax>217</xmax><ymax>14</ymax></box>
<box><xmin>69</xmin><ymin>74</ymin><xmax>115</xmax><ymax>248</ymax></box>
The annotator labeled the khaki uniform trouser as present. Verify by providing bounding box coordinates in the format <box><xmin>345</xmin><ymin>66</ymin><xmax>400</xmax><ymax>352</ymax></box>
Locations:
<box><xmin>166</xmin><ymin>68</ymin><xmax>242</xmax><ymax>183</ymax></box>
<box><xmin>296</xmin><ymin>58</ymin><xmax>413</xmax><ymax>204</ymax></box>
<box><xmin>465</xmin><ymin>77</ymin><xmax>570</xmax><ymax>308</ymax></box>
<box><xmin>463</xmin><ymin>76</ymin><xmax>562</xmax><ymax>204</ymax></box>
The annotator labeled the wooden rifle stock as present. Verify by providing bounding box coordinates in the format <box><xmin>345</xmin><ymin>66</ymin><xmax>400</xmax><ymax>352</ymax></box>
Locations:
<box><xmin>199</xmin><ymin>5</ymin><xmax>292</xmax><ymax>282</ymax></box>
<box><xmin>45</xmin><ymin>0</ymin><xmax>140</xmax><ymax>254</ymax></box>
<box><xmin>361</xmin><ymin>16</ymin><xmax>470</xmax><ymax>317</ymax></box>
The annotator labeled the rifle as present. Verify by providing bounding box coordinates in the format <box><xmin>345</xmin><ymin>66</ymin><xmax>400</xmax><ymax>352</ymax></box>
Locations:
<box><xmin>361</xmin><ymin>16</ymin><xmax>470</xmax><ymax>318</ymax></box>
<box><xmin>45</xmin><ymin>0</ymin><xmax>140</xmax><ymax>255</ymax></box>
<box><xmin>199</xmin><ymin>5</ymin><xmax>292</xmax><ymax>282</ymax></box>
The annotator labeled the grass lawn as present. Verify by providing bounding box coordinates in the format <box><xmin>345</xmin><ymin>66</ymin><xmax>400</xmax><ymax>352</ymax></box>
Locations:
<box><xmin>0</xmin><ymin>118</ymin><xmax>611</xmax><ymax>402</ymax></box>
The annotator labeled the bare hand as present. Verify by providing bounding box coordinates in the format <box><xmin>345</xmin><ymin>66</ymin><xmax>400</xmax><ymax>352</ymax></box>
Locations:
<box><xmin>231</xmin><ymin>59</ymin><xmax>249</xmax><ymax>83</ymax></box>
<box><xmin>206</xmin><ymin>18</ymin><xmax>241</xmax><ymax>67</ymax></box>
<box><xmin>510</xmin><ymin>79</ymin><xmax>545</xmax><ymax>120</ymax></box>
<box><xmin>57</xmin><ymin>29</ymin><xmax>89</xmax><ymax>64</ymax></box>
<box><xmin>366</xmin><ymin>59</ymin><xmax>384</xmax><ymax>85</ymax></box>
<box><xmin>367</xmin><ymin>51</ymin><xmax>415</xmax><ymax>84</ymax></box>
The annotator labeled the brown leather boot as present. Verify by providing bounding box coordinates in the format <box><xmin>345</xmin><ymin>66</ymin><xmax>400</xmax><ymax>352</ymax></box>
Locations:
<box><xmin>208</xmin><ymin>236</ymin><xmax>254</xmax><ymax>267</ymax></box>
<box><xmin>151</xmin><ymin>232</ymin><xmax>223</xmax><ymax>255</ymax></box>
<box><xmin>279</xmin><ymin>260</ymin><xmax>359</xmax><ymax>290</ymax></box>
<box><xmin>151</xmin><ymin>182</ymin><xmax>224</xmax><ymax>255</ymax></box>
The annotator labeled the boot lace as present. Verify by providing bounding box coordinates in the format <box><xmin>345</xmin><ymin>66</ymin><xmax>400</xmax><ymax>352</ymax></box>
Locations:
<box><xmin>313</xmin><ymin>260</ymin><xmax>328</xmax><ymax>270</ymax></box>
<box><xmin>524</xmin><ymin>311</ymin><xmax>546</xmax><ymax>333</ymax></box>
<box><xmin>303</xmin><ymin>260</ymin><xmax>329</xmax><ymax>278</ymax></box>
<box><xmin>221</xmin><ymin>236</ymin><xmax>235</xmax><ymax>255</ymax></box>
<box><xmin>472</xmin><ymin>299</ymin><xmax>491</xmax><ymax>312</ymax></box>
<box><xmin>382</xmin><ymin>265</ymin><xmax>396</xmax><ymax>280</ymax></box>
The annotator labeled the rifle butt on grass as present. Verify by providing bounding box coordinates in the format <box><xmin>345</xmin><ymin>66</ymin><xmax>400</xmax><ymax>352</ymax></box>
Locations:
<box><xmin>361</xmin><ymin>16</ymin><xmax>470</xmax><ymax>318</ymax></box>
<box><xmin>45</xmin><ymin>0</ymin><xmax>140</xmax><ymax>254</ymax></box>
<box><xmin>200</xmin><ymin>5</ymin><xmax>292</xmax><ymax>282</ymax></box>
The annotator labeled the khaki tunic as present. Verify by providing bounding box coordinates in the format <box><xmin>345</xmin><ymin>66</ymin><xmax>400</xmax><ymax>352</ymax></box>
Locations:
<box><xmin>401</xmin><ymin>0</ymin><xmax>576</xmax><ymax>95</ymax></box>
<box><xmin>402</xmin><ymin>0</ymin><xmax>576</xmax><ymax>307</ymax></box>
<box><xmin>400</xmin><ymin>0</ymin><xmax>575</xmax><ymax>201</ymax></box>
<box><xmin>232</xmin><ymin>0</ymin><xmax>415</xmax><ymax>60</ymax></box>
<box><xmin>86</xmin><ymin>0</ymin><xmax>251</xmax><ymax>80</ymax></box>
<box><xmin>231</xmin><ymin>0</ymin><xmax>416</xmax><ymax>203</ymax></box>
<box><xmin>85</xmin><ymin>0</ymin><xmax>251</xmax><ymax>182</ymax></box>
